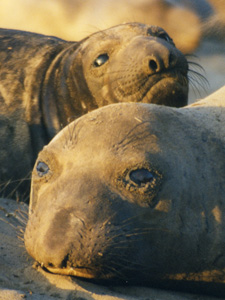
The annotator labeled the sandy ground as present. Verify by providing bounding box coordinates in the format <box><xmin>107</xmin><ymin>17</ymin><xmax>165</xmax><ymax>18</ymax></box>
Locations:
<box><xmin>0</xmin><ymin>198</ymin><xmax>222</xmax><ymax>300</ymax></box>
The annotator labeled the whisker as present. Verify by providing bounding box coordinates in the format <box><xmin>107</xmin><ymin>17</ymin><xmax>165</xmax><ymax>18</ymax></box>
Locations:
<box><xmin>185</xmin><ymin>56</ymin><xmax>209</xmax><ymax>99</ymax></box>
<box><xmin>0</xmin><ymin>217</ymin><xmax>19</xmax><ymax>230</ymax></box>
<box><xmin>107</xmin><ymin>258</ymin><xmax>151</xmax><ymax>281</ymax></box>
<box><xmin>187</xmin><ymin>63</ymin><xmax>209</xmax><ymax>99</ymax></box>
<box><xmin>15</xmin><ymin>208</ymin><xmax>28</xmax><ymax>221</ymax></box>
<box><xmin>105</xmin><ymin>226</ymin><xmax>170</xmax><ymax>248</ymax></box>
<box><xmin>17</xmin><ymin>225</ymin><xmax>25</xmax><ymax>232</ymax></box>
<box><xmin>188</xmin><ymin>72</ymin><xmax>209</xmax><ymax>95</ymax></box>
<box><xmin>185</xmin><ymin>53</ymin><xmax>198</xmax><ymax>58</ymax></box>
<box><xmin>17</xmin><ymin>235</ymin><xmax>24</xmax><ymax>242</ymax></box>
<box><xmin>102</xmin><ymin>265</ymin><xmax>128</xmax><ymax>281</ymax></box>
<box><xmin>188</xmin><ymin>61</ymin><xmax>206</xmax><ymax>73</ymax></box>
<box><xmin>0</xmin><ymin>172</ymin><xmax>31</xmax><ymax>202</ymax></box>
<box><xmin>0</xmin><ymin>199</ymin><xmax>28</xmax><ymax>254</ymax></box>
<box><xmin>188</xmin><ymin>69</ymin><xmax>209</xmax><ymax>85</ymax></box>
<box><xmin>188</xmin><ymin>77</ymin><xmax>203</xmax><ymax>99</ymax></box>
<box><xmin>189</xmin><ymin>75</ymin><xmax>207</xmax><ymax>92</ymax></box>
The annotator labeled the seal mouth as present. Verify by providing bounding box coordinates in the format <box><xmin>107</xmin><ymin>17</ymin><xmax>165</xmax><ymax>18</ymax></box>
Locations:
<box><xmin>42</xmin><ymin>263</ymin><xmax>117</xmax><ymax>281</ymax></box>
<box><xmin>44</xmin><ymin>265</ymin><xmax>97</xmax><ymax>279</ymax></box>
<box><xmin>143</xmin><ymin>76</ymin><xmax>188</xmax><ymax>105</ymax></box>
<box><xmin>110</xmin><ymin>71</ymin><xmax>188</xmax><ymax>107</ymax></box>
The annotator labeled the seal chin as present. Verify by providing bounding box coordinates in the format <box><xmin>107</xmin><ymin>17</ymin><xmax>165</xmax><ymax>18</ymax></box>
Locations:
<box><xmin>44</xmin><ymin>266</ymin><xmax>97</xmax><ymax>279</ymax></box>
<box><xmin>43</xmin><ymin>264</ymin><xmax>116</xmax><ymax>281</ymax></box>
<box><xmin>143</xmin><ymin>77</ymin><xmax>188</xmax><ymax>107</ymax></box>
<box><xmin>108</xmin><ymin>73</ymin><xmax>188</xmax><ymax>107</ymax></box>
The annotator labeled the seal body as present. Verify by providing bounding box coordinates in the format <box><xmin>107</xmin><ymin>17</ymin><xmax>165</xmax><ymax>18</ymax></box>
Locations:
<box><xmin>0</xmin><ymin>23</ymin><xmax>188</xmax><ymax>199</ymax></box>
<box><xmin>24</xmin><ymin>87</ymin><xmax>225</xmax><ymax>295</ymax></box>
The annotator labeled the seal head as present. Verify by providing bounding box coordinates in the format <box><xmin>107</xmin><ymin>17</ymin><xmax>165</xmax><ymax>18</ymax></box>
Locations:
<box><xmin>25</xmin><ymin>98</ymin><xmax>225</xmax><ymax>290</ymax></box>
<box><xmin>42</xmin><ymin>23</ymin><xmax>189</xmax><ymax>137</ymax></box>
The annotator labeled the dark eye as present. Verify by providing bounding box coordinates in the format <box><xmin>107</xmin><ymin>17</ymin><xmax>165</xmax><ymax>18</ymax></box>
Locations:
<box><xmin>129</xmin><ymin>168</ymin><xmax>154</xmax><ymax>185</ymax></box>
<box><xmin>36</xmin><ymin>161</ymin><xmax>49</xmax><ymax>177</ymax></box>
<box><xmin>93</xmin><ymin>53</ymin><xmax>109</xmax><ymax>67</ymax></box>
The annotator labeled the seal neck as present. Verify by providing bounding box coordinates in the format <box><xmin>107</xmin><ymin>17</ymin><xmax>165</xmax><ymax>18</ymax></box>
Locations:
<box><xmin>41</xmin><ymin>43</ymin><xmax>97</xmax><ymax>139</ymax></box>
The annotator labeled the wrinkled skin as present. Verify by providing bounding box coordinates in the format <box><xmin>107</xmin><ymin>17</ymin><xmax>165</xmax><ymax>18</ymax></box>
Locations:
<box><xmin>0</xmin><ymin>23</ymin><xmax>188</xmax><ymax>199</ymax></box>
<box><xmin>25</xmin><ymin>87</ymin><xmax>225</xmax><ymax>295</ymax></box>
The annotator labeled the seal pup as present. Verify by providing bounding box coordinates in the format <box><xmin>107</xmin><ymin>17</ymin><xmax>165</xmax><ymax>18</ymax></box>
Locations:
<box><xmin>24</xmin><ymin>86</ymin><xmax>225</xmax><ymax>295</ymax></box>
<box><xmin>0</xmin><ymin>22</ymin><xmax>189</xmax><ymax>199</ymax></box>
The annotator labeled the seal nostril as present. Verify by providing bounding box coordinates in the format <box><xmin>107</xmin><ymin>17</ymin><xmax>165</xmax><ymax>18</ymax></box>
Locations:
<box><xmin>61</xmin><ymin>254</ymin><xmax>69</xmax><ymax>268</ymax></box>
<box><xmin>149</xmin><ymin>59</ymin><xmax>158</xmax><ymax>72</ymax></box>
<box><xmin>48</xmin><ymin>262</ymin><xmax>54</xmax><ymax>267</ymax></box>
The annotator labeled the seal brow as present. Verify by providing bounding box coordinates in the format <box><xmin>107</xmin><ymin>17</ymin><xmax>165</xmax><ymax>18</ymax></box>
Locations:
<box><xmin>63</xmin><ymin>119</ymin><xmax>83</xmax><ymax>148</ymax></box>
<box><xmin>113</xmin><ymin>121</ymin><xmax>152</xmax><ymax>149</ymax></box>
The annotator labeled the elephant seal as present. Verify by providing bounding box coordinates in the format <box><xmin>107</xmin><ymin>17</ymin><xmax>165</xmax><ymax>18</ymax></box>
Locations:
<box><xmin>24</xmin><ymin>86</ymin><xmax>225</xmax><ymax>296</ymax></box>
<box><xmin>0</xmin><ymin>22</ymin><xmax>189</xmax><ymax>200</ymax></box>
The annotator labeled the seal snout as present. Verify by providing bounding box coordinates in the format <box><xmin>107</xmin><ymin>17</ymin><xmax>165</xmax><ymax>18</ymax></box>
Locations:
<box><xmin>145</xmin><ymin>46</ymin><xmax>183</xmax><ymax>76</ymax></box>
<box><xmin>33</xmin><ymin>214</ymin><xmax>140</xmax><ymax>280</ymax></box>
<box><xmin>148</xmin><ymin>52</ymin><xmax>176</xmax><ymax>74</ymax></box>
<box><xmin>104</xmin><ymin>29</ymin><xmax>188</xmax><ymax>106</ymax></box>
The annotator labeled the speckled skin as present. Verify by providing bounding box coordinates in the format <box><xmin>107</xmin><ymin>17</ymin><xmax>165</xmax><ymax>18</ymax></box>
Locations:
<box><xmin>0</xmin><ymin>23</ymin><xmax>188</xmax><ymax>199</ymax></box>
<box><xmin>24</xmin><ymin>87</ymin><xmax>225</xmax><ymax>295</ymax></box>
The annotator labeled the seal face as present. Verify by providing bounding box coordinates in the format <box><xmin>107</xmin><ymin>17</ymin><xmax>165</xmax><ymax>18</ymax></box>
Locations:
<box><xmin>25</xmin><ymin>89</ymin><xmax>225</xmax><ymax>294</ymax></box>
<box><xmin>0</xmin><ymin>22</ymin><xmax>189</xmax><ymax>199</ymax></box>
<box><xmin>41</xmin><ymin>23</ymin><xmax>189</xmax><ymax>137</ymax></box>
<box><xmin>0</xmin><ymin>23</ymin><xmax>188</xmax><ymax>137</ymax></box>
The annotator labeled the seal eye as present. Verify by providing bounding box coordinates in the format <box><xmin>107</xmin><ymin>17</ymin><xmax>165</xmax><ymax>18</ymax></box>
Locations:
<box><xmin>93</xmin><ymin>53</ymin><xmax>109</xmax><ymax>67</ymax></box>
<box><xmin>129</xmin><ymin>168</ymin><xmax>154</xmax><ymax>185</ymax></box>
<box><xmin>36</xmin><ymin>161</ymin><xmax>49</xmax><ymax>177</ymax></box>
